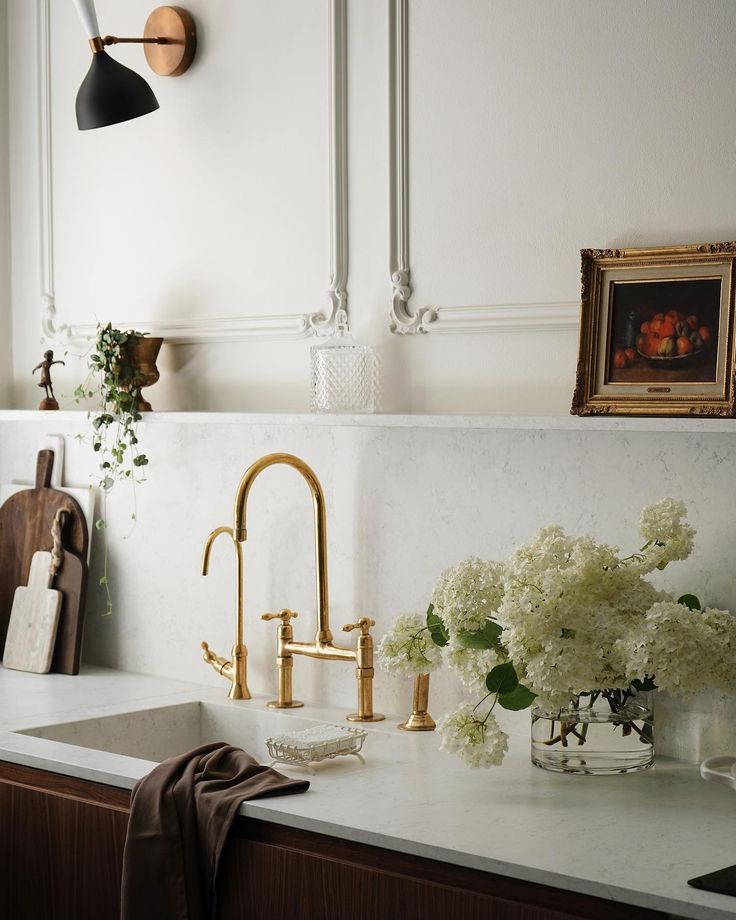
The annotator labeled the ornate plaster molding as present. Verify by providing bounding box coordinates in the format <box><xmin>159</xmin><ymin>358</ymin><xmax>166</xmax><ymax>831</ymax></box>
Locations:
<box><xmin>387</xmin><ymin>0</ymin><xmax>578</xmax><ymax>336</ymax></box>
<box><xmin>38</xmin><ymin>0</ymin><xmax>349</xmax><ymax>345</ymax></box>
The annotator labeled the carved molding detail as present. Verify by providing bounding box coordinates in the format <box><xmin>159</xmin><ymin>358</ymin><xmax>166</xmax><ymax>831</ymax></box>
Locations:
<box><xmin>580</xmin><ymin>248</ymin><xmax>625</xmax><ymax>261</ymax></box>
<box><xmin>688</xmin><ymin>405</ymin><xmax>730</xmax><ymax>417</ymax></box>
<box><xmin>697</xmin><ymin>242</ymin><xmax>736</xmax><ymax>254</ymax></box>
<box><xmin>570</xmin><ymin>359</ymin><xmax>587</xmax><ymax>415</ymax></box>
<box><xmin>387</xmin><ymin>0</ymin><xmax>579</xmax><ymax>336</ymax></box>
<box><xmin>38</xmin><ymin>0</ymin><xmax>349</xmax><ymax>345</ymax></box>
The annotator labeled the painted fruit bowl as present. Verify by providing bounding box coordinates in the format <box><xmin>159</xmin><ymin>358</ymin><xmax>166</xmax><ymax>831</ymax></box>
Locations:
<box><xmin>637</xmin><ymin>348</ymin><xmax>706</xmax><ymax>368</ymax></box>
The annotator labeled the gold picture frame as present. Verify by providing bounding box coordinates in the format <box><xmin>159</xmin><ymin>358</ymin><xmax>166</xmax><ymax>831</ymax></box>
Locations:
<box><xmin>571</xmin><ymin>242</ymin><xmax>736</xmax><ymax>417</ymax></box>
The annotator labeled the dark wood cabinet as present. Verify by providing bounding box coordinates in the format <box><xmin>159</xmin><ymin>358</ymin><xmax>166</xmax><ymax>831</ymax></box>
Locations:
<box><xmin>0</xmin><ymin>760</ymin><xmax>672</xmax><ymax>920</ymax></box>
<box><xmin>0</xmin><ymin>761</ymin><xmax>129</xmax><ymax>920</ymax></box>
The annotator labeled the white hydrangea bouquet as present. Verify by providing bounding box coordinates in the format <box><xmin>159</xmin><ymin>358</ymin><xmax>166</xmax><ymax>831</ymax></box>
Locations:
<box><xmin>378</xmin><ymin>499</ymin><xmax>736</xmax><ymax>770</ymax></box>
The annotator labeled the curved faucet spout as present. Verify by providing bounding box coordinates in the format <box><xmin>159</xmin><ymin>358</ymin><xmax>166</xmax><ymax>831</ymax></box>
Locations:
<box><xmin>233</xmin><ymin>453</ymin><xmax>332</xmax><ymax>645</ymax></box>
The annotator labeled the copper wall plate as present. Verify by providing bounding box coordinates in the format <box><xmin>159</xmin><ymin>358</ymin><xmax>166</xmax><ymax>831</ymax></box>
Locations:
<box><xmin>143</xmin><ymin>6</ymin><xmax>196</xmax><ymax>77</ymax></box>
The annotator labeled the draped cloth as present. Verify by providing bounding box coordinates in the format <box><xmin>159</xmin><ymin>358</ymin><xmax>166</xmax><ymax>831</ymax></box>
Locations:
<box><xmin>121</xmin><ymin>742</ymin><xmax>310</xmax><ymax>920</ymax></box>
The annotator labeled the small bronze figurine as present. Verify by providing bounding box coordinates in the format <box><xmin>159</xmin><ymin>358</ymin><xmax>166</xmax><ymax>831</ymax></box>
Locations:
<box><xmin>33</xmin><ymin>349</ymin><xmax>65</xmax><ymax>410</ymax></box>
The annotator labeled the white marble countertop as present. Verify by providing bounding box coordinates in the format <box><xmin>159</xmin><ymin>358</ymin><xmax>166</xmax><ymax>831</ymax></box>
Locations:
<box><xmin>1</xmin><ymin>665</ymin><xmax>736</xmax><ymax>919</ymax></box>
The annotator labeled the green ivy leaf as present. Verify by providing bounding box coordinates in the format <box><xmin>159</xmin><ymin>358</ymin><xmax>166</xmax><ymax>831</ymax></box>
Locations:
<box><xmin>498</xmin><ymin>684</ymin><xmax>537</xmax><ymax>711</ymax></box>
<box><xmin>678</xmin><ymin>593</ymin><xmax>701</xmax><ymax>612</ymax></box>
<box><xmin>486</xmin><ymin>661</ymin><xmax>519</xmax><ymax>695</ymax></box>
<box><xmin>132</xmin><ymin>455</ymin><xmax>149</xmax><ymax>467</ymax></box>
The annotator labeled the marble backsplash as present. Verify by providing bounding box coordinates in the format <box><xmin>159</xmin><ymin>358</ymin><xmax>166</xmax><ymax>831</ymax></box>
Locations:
<box><xmin>1</xmin><ymin>412</ymin><xmax>735</xmax><ymax>762</ymax></box>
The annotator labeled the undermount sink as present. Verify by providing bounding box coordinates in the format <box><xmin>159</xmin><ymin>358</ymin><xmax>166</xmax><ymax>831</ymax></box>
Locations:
<box><xmin>16</xmin><ymin>701</ymin><xmax>325</xmax><ymax>765</ymax></box>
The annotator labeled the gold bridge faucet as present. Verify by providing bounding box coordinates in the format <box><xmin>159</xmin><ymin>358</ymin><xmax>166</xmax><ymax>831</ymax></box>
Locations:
<box><xmin>200</xmin><ymin>452</ymin><xmax>384</xmax><ymax>723</ymax></box>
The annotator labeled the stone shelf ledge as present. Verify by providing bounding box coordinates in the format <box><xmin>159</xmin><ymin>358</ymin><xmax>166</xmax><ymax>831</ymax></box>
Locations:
<box><xmin>0</xmin><ymin>409</ymin><xmax>735</xmax><ymax>433</ymax></box>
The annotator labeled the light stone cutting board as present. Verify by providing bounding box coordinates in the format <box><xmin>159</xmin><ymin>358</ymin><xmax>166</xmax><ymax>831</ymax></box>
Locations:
<box><xmin>3</xmin><ymin>552</ymin><xmax>62</xmax><ymax>673</ymax></box>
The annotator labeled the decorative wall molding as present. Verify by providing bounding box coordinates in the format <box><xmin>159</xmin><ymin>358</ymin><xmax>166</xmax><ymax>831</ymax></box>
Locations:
<box><xmin>421</xmin><ymin>302</ymin><xmax>583</xmax><ymax>335</ymax></box>
<box><xmin>38</xmin><ymin>0</ymin><xmax>349</xmax><ymax>345</ymax></box>
<box><xmin>387</xmin><ymin>0</ymin><xmax>579</xmax><ymax>336</ymax></box>
<box><xmin>312</xmin><ymin>0</ymin><xmax>348</xmax><ymax>335</ymax></box>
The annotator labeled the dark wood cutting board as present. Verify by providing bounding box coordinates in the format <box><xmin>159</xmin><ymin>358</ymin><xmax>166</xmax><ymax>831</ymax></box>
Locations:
<box><xmin>50</xmin><ymin>546</ymin><xmax>88</xmax><ymax>675</ymax></box>
<box><xmin>0</xmin><ymin>450</ymin><xmax>88</xmax><ymax>657</ymax></box>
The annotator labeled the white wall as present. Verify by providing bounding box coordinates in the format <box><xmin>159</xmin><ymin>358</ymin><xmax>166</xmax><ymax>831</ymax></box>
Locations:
<box><xmin>5</xmin><ymin>1</ymin><xmax>736</xmax><ymax>412</ymax></box>
<box><xmin>0</xmin><ymin>0</ymin><xmax>10</xmax><ymax>406</ymax></box>
<box><xmin>1</xmin><ymin>414</ymin><xmax>735</xmax><ymax>762</ymax></box>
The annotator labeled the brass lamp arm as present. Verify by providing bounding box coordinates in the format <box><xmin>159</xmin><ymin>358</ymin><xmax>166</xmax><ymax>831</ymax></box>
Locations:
<box><xmin>89</xmin><ymin>35</ymin><xmax>170</xmax><ymax>52</ymax></box>
<box><xmin>103</xmin><ymin>35</ymin><xmax>173</xmax><ymax>46</ymax></box>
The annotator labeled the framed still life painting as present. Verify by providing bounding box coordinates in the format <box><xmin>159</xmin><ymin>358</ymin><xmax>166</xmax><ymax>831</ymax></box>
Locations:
<box><xmin>571</xmin><ymin>242</ymin><xmax>736</xmax><ymax>417</ymax></box>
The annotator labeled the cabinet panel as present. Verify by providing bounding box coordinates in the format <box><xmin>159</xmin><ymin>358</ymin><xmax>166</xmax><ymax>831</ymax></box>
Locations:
<box><xmin>218</xmin><ymin>818</ymin><xmax>668</xmax><ymax>920</ymax></box>
<box><xmin>0</xmin><ymin>762</ymin><xmax>129</xmax><ymax>920</ymax></box>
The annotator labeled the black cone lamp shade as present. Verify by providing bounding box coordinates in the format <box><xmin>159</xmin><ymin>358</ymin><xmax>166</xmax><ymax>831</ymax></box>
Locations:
<box><xmin>71</xmin><ymin>1</ymin><xmax>196</xmax><ymax>131</ymax></box>
<box><xmin>76</xmin><ymin>50</ymin><xmax>159</xmax><ymax>130</ymax></box>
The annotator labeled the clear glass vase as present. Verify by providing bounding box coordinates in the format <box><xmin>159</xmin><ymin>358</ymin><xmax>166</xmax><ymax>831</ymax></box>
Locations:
<box><xmin>310</xmin><ymin>310</ymin><xmax>377</xmax><ymax>413</ymax></box>
<box><xmin>531</xmin><ymin>688</ymin><xmax>654</xmax><ymax>775</ymax></box>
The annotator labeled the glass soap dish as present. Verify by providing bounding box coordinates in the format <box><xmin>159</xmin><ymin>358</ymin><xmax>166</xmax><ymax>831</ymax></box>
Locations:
<box><xmin>310</xmin><ymin>310</ymin><xmax>378</xmax><ymax>413</ymax></box>
<box><xmin>265</xmin><ymin>723</ymin><xmax>367</xmax><ymax>771</ymax></box>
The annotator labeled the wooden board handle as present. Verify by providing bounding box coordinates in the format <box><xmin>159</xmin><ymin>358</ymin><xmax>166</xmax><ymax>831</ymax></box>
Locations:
<box><xmin>35</xmin><ymin>450</ymin><xmax>55</xmax><ymax>489</ymax></box>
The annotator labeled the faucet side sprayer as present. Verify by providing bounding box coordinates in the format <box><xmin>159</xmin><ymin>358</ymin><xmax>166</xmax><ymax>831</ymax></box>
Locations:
<box><xmin>200</xmin><ymin>525</ymin><xmax>250</xmax><ymax>700</ymax></box>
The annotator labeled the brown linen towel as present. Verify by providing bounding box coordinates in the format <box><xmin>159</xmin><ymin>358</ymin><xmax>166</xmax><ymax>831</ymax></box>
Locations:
<box><xmin>121</xmin><ymin>741</ymin><xmax>309</xmax><ymax>920</ymax></box>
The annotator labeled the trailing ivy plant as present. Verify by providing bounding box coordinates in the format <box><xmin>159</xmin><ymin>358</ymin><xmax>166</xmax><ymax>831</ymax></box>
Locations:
<box><xmin>74</xmin><ymin>323</ymin><xmax>150</xmax><ymax>614</ymax></box>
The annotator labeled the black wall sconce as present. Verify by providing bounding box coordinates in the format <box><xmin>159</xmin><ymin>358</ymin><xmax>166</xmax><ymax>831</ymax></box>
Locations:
<box><xmin>71</xmin><ymin>2</ymin><xmax>197</xmax><ymax>130</ymax></box>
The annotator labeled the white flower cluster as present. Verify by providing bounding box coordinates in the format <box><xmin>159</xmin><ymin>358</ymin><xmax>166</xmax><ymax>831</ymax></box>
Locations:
<box><xmin>388</xmin><ymin>499</ymin><xmax>734</xmax><ymax>770</ymax></box>
<box><xmin>431</xmin><ymin>557</ymin><xmax>504</xmax><ymax>633</ymax></box>
<box><xmin>430</xmin><ymin>557</ymin><xmax>506</xmax><ymax>691</ymax></box>
<box><xmin>437</xmin><ymin>702</ymin><xmax>509</xmax><ymax>768</ymax></box>
<box><xmin>621</xmin><ymin>601</ymin><xmax>736</xmax><ymax>696</ymax></box>
<box><xmin>498</xmin><ymin>523</ymin><xmax>669</xmax><ymax>710</ymax></box>
<box><xmin>635</xmin><ymin>498</ymin><xmax>695</xmax><ymax>573</ymax></box>
<box><xmin>443</xmin><ymin>644</ymin><xmax>502</xmax><ymax>692</ymax></box>
<box><xmin>376</xmin><ymin>612</ymin><xmax>443</xmax><ymax>678</ymax></box>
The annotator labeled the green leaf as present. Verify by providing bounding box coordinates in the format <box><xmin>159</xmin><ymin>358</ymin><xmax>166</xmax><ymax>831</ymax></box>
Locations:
<box><xmin>632</xmin><ymin>676</ymin><xmax>658</xmax><ymax>692</ymax></box>
<box><xmin>486</xmin><ymin>661</ymin><xmax>519</xmax><ymax>695</ymax></box>
<box><xmin>94</xmin><ymin>518</ymin><xmax>107</xmax><ymax>531</ymax></box>
<box><xmin>132</xmin><ymin>455</ymin><xmax>149</xmax><ymax>467</ymax></box>
<box><xmin>678</xmin><ymin>593</ymin><xmax>701</xmax><ymax>612</ymax></box>
<box><xmin>498</xmin><ymin>684</ymin><xmax>537</xmax><ymax>711</ymax></box>
<box><xmin>456</xmin><ymin>619</ymin><xmax>503</xmax><ymax>651</ymax></box>
<box><xmin>426</xmin><ymin>605</ymin><xmax>449</xmax><ymax>648</ymax></box>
